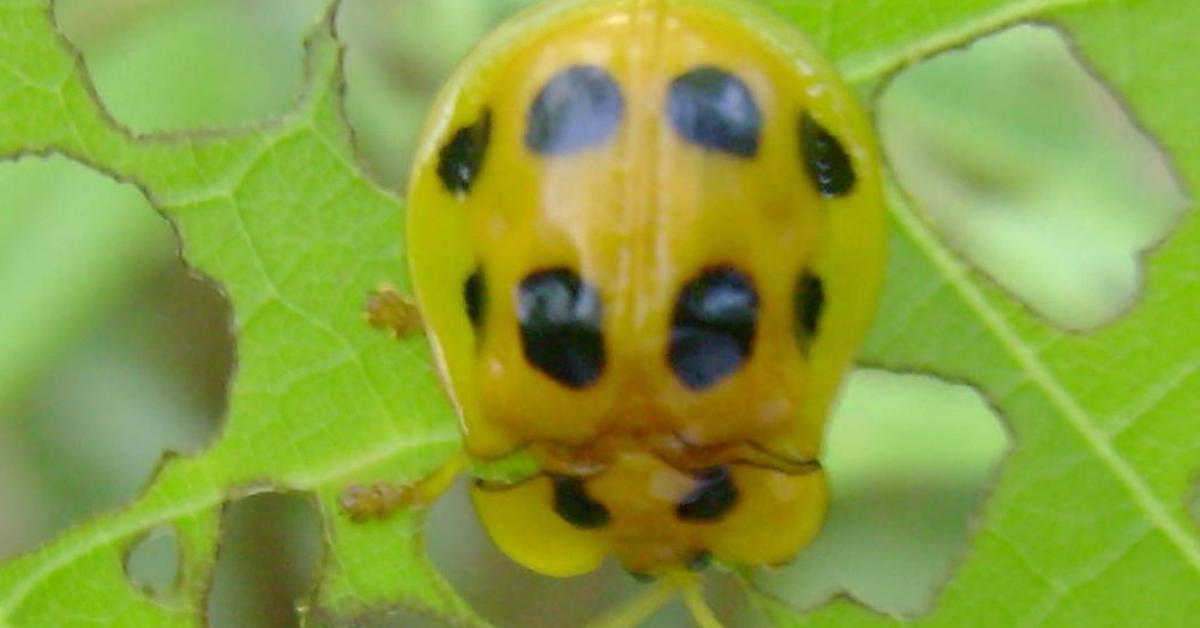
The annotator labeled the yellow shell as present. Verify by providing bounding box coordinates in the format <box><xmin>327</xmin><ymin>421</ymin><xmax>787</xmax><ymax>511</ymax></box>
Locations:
<box><xmin>407</xmin><ymin>0</ymin><xmax>885</xmax><ymax>577</ymax></box>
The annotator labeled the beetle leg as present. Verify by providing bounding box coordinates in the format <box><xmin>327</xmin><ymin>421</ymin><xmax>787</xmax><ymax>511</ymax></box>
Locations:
<box><xmin>364</xmin><ymin>282</ymin><xmax>424</xmax><ymax>337</ymax></box>
<box><xmin>339</xmin><ymin>453</ymin><xmax>465</xmax><ymax>522</ymax></box>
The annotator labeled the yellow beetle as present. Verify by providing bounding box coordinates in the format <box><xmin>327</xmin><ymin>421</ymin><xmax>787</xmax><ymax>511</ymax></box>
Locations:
<box><xmin>399</xmin><ymin>0</ymin><xmax>883</xmax><ymax>616</ymax></box>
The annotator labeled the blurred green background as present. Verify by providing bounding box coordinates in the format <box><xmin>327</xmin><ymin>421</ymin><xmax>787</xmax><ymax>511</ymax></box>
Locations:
<box><xmin>0</xmin><ymin>1</ymin><xmax>1183</xmax><ymax>626</ymax></box>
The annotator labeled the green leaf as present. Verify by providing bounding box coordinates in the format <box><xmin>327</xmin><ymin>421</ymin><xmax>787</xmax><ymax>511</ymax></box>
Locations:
<box><xmin>0</xmin><ymin>2</ymin><xmax>474</xmax><ymax>624</ymax></box>
<box><xmin>752</xmin><ymin>0</ymin><xmax>1200</xmax><ymax>625</ymax></box>
<box><xmin>0</xmin><ymin>0</ymin><xmax>1196</xmax><ymax>626</ymax></box>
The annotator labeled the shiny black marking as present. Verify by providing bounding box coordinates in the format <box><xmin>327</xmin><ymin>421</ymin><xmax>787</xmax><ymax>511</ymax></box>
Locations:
<box><xmin>552</xmin><ymin>475</ymin><xmax>610</xmax><ymax>529</ymax></box>
<box><xmin>464</xmin><ymin>268</ymin><xmax>486</xmax><ymax>330</ymax></box>
<box><xmin>801</xmin><ymin>113</ymin><xmax>855</xmax><ymax>196</ymax></box>
<box><xmin>795</xmin><ymin>272</ymin><xmax>825</xmax><ymax>353</ymax></box>
<box><xmin>667</xmin><ymin>66</ymin><xmax>761</xmax><ymax>157</ymax></box>
<box><xmin>677</xmin><ymin>467</ymin><xmax>739</xmax><ymax>522</ymax></box>
<box><xmin>526</xmin><ymin>65</ymin><xmax>624</xmax><ymax>154</ymax></box>
<box><xmin>669</xmin><ymin>266</ymin><xmax>759</xmax><ymax>390</ymax></box>
<box><xmin>518</xmin><ymin>268</ymin><xmax>606</xmax><ymax>388</ymax></box>
<box><xmin>437</xmin><ymin>109</ymin><xmax>492</xmax><ymax>195</ymax></box>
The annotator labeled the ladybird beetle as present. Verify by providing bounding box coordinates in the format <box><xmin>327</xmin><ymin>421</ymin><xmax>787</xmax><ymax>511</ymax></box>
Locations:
<box><xmin>405</xmin><ymin>0</ymin><xmax>884</xmax><ymax>592</ymax></box>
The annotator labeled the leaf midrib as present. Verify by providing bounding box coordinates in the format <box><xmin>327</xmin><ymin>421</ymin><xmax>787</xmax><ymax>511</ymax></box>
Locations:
<box><xmin>841</xmin><ymin>0</ymin><xmax>1200</xmax><ymax>578</ymax></box>
<box><xmin>0</xmin><ymin>431</ymin><xmax>459</xmax><ymax>617</ymax></box>
<box><xmin>883</xmin><ymin>182</ymin><xmax>1200</xmax><ymax>574</ymax></box>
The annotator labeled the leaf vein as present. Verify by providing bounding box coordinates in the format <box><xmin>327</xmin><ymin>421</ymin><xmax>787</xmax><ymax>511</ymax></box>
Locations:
<box><xmin>886</xmin><ymin>183</ymin><xmax>1200</xmax><ymax>573</ymax></box>
<box><xmin>0</xmin><ymin>432</ymin><xmax>458</xmax><ymax>618</ymax></box>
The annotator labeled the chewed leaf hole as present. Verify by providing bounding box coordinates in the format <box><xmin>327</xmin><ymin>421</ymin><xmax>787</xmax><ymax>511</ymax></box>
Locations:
<box><xmin>756</xmin><ymin>370</ymin><xmax>1010</xmax><ymax>616</ymax></box>
<box><xmin>338</xmin><ymin>0</ymin><xmax>531</xmax><ymax>187</ymax></box>
<box><xmin>208</xmin><ymin>492</ymin><xmax>322</xmax><ymax>627</ymax></box>
<box><xmin>879</xmin><ymin>24</ymin><xmax>1189</xmax><ymax>330</ymax></box>
<box><xmin>124</xmin><ymin>526</ymin><xmax>180</xmax><ymax>599</ymax></box>
<box><xmin>0</xmin><ymin>155</ymin><xmax>228</xmax><ymax>560</ymax></box>
<box><xmin>55</xmin><ymin>0</ymin><xmax>328</xmax><ymax>131</ymax></box>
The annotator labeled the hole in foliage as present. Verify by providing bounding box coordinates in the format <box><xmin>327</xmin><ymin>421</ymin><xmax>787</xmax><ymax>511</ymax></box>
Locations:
<box><xmin>55</xmin><ymin>0</ymin><xmax>329</xmax><ymax>132</ymax></box>
<box><xmin>879</xmin><ymin>24</ymin><xmax>1188</xmax><ymax>330</ymax></box>
<box><xmin>337</xmin><ymin>0</ymin><xmax>534</xmax><ymax>187</ymax></box>
<box><xmin>756</xmin><ymin>370</ymin><xmax>1010</xmax><ymax>616</ymax></box>
<box><xmin>124</xmin><ymin>526</ymin><xmax>180</xmax><ymax>600</ymax></box>
<box><xmin>208</xmin><ymin>492</ymin><xmax>322</xmax><ymax>628</ymax></box>
<box><xmin>0</xmin><ymin>156</ymin><xmax>229</xmax><ymax>560</ymax></box>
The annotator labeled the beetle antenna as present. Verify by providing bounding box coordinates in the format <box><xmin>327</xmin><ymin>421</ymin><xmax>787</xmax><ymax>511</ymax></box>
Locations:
<box><xmin>584</xmin><ymin>578</ymin><xmax>675</xmax><ymax>628</ymax></box>
<box><xmin>672</xmin><ymin>571</ymin><xmax>724</xmax><ymax>628</ymax></box>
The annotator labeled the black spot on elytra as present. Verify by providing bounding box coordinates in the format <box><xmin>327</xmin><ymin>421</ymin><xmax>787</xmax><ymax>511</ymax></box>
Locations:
<box><xmin>552</xmin><ymin>475</ymin><xmax>610</xmax><ymax>529</ymax></box>
<box><xmin>677</xmin><ymin>467</ymin><xmax>738</xmax><ymax>522</ymax></box>
<box><xmin>526</xmin><ymin>65</ymin><xmax>624</xmax><ymax>154</ymax></box>
<box><xmin>667</xmin><ymin>66</ymin><xmax>761</xmax><ymax>157</ymax></box>
<box><xmin>437</xmin><ymin>109</ymin><xmax>492</xmax><ymax>195</ymax></box>
<box><xmin>669</xmin><ymin>266</ymin><xmax>759</xmax><ymax>390</ymax></box>
<box><xmin>464</xmin><ymin>268</ymin><xmax>486</xmax><ymax>331</ymax></box>
<box><xmin>795</xmin><ymin>272</ymin><xmax>825</xmax><ymax>353</ymax></box>
<box><xmin>801</xmin><ymin>112</ymin><xmax>855</xmax><ymax>196</ymax></box>
<box><xmin>518</xmin><ymin>268</ymin><xmax>606</xmax><ymax>388</ymax></box>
